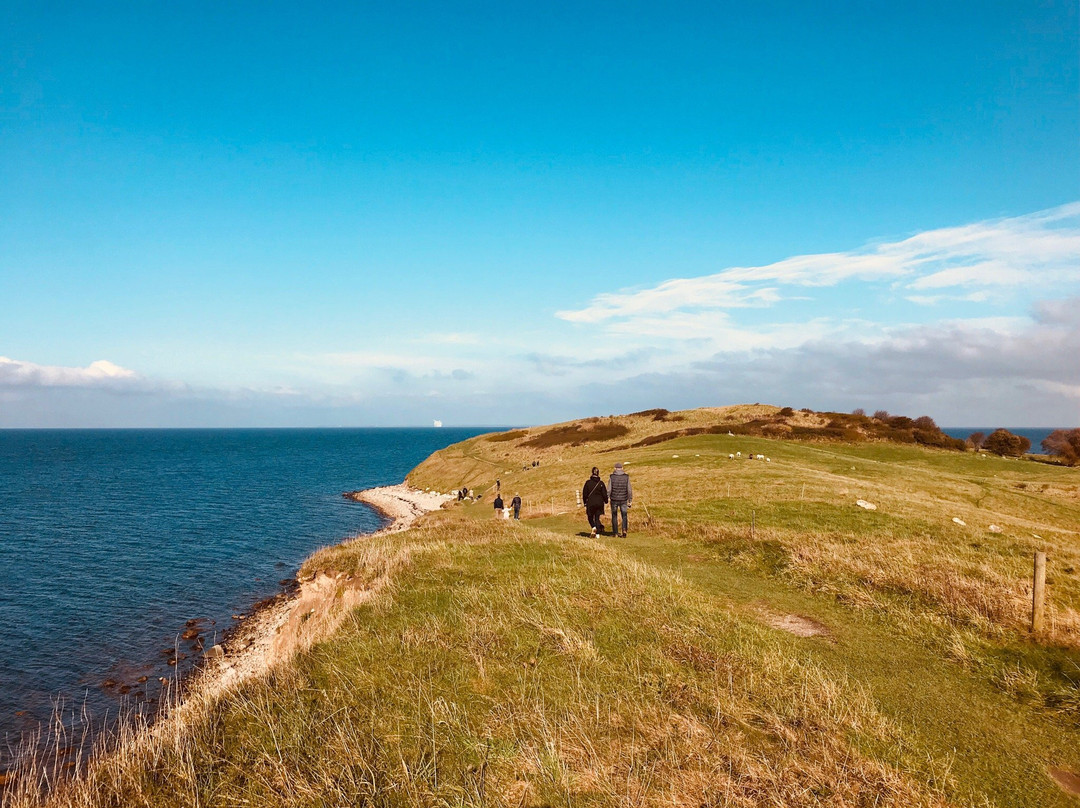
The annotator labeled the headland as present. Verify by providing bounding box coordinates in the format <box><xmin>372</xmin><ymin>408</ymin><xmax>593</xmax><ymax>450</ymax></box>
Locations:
<box><xmin>7</xmin><ymin>405</ymin><xmax>1079</xmax><ymax>807</ymax></box>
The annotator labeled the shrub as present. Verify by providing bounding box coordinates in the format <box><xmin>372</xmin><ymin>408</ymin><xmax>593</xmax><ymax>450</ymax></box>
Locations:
<box><xmin>628</xmin><ymin>408</ymin><xmax>673</xmax><ymax>421</ymax></box>
<box><xmin>967</xmin><ymin>431</ymin><xmax>986</xmax><ymax>450</ymax></box>
<box><xmin>983</xmin><ymin>429</ymin><xmax>1031</xmax><ymax>457</ymax></box>
<box><xmin>522</xmin><ymin>421</ymin><xmax>629</xmax><ymax>448</ymax></box>
<box><xmin>1042</xmin><ymin>428</ymin><xmax>1080</xmax><ymax>466</ymax></box>
<box><xmin>779</xmin><ymin>406</ymin><xmax>795</xmax><ymax>416</ymax></box>
<box><xmin>487</xmin><ymin>429</ymin><xmax>527</xmax><ymax>443</ymax></box>
<box><xmin>913</xmin><ymin>415</ymin><xmax>938</xmax><ymax>431</ymax></box>
<box><xmin>883</xmin><ymin>428</ymin><xmax>915</xmax><ymax>443</ymax></box>
<box><xmin>852</xmin><ymin>408</ymin><xmax>866</xmax><ymax>417</ymax></box>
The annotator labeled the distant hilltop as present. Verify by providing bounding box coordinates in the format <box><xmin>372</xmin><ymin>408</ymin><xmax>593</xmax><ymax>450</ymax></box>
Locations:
<box><xmin>477</xmin><ymin>404</ymin><xmax>970</xmax><ymax>454</ymax></box>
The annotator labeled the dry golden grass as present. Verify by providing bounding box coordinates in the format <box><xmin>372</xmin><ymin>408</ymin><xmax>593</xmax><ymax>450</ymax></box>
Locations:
<box><xmin>8</xmin><ymin>523</ymin><xmax>955</xmax><ymax>807</ymax></box>
<box><xmin>7</xmin><ymin>406</ymin><xmax>1079</xmax><ymax>807</ymax></box>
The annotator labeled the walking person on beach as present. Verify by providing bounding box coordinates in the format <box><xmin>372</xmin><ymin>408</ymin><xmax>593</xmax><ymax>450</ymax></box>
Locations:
<box><xmin>582</xmin><ymin>467</ymin><xmax>608</xmax><ymax>537</ymax></box>
<box><xmin>609</xmin><ymin>462</ymin><xmax>632</xmax><ymax>538</ymax></box>
<box><xmin>511</xmin><ymin>493</ymin><xmax>521</xmax><ymax>520</ymax></box>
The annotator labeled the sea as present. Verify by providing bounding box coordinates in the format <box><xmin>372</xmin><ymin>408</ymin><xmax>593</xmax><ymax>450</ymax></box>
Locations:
<box><xmin>942</xmin><ymin>427</ymin><xmax>1066</xmax><ymax>453</ymax></box>
<box><xmin>0</xmin><ymin>427</ymin><xmax>491</xmax><ymax>756</ymax></box>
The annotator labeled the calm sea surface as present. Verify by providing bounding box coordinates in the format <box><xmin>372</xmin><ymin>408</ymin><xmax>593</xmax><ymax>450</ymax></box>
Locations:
<box><xmin>0</xmin><ymin>428</ymin><xmax>490</xmax><ymax>751</ymax></box>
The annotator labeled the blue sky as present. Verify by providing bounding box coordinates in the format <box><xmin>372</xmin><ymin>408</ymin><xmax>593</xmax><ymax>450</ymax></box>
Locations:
<box><xmin>1</xmin><ymin>1</ymin><xmax>1077</xmax><ymax>427</ymax></box>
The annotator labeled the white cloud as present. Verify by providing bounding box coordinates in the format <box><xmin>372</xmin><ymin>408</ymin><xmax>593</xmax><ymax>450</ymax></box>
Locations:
<box><xmin>0</xmin><ymin>357</ymin><xmax>139</xmax><ymax>388</ymax></box>
<box><xmin>303</xmin><ymin>351</ymin><xmax>469</xmax><ymax>373</ymax></box>
<box><xmin>415</xmin><ymin>332</ymin><xmax>482</xmax><ymax>346</ymax></box>
<box><xmin>557</xmin><ymin>202</ymin><xmax>1080</xmax><ymax>332</ymax></box>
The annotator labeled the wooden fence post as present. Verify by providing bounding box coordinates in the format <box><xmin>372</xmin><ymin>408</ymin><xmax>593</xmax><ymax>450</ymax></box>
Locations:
<box><xmin>1032</xmin><ymin>551</ymin><xmax>1047</xmax><ymax>635</ymax></box>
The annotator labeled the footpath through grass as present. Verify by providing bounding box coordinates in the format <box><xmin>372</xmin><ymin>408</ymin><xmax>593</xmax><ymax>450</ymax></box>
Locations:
<box><xmin>16</xmin><ymin>407</ymin><xmax>1080</xmax><ymax>807</ymax></box>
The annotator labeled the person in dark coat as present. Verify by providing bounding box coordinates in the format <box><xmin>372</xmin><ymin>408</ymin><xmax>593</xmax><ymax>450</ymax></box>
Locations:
<box><xmin>511</xmin><ymin>493</ymin><xmax>521</xmax><ymax>519</ymax></box>
<box><xmin>609</xmin><ymin>461</ymin><xmax>633</xmax><ymax>537</ymax></box>
<box><xmin>582</xmin><ymin>467</ymin><xmax>608</xmax><ymax>536</ymax></box>
<box><xmin>493</xmin><ymin>493</ymin><xmax>504</xmax><ymax>517</ymax></box>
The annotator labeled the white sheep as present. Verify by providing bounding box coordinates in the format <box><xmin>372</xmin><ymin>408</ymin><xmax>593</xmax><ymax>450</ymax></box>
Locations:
<box><xmin>728</xmin><ymin>453</ymin><xmax>735</xmax><ymax>460</ymax></box>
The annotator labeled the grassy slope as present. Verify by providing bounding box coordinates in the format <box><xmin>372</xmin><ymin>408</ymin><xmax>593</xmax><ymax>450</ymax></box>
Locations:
<box><xmin>24</xmin><ymin>406</ymin><xmax>1080</xmax><ymax>807</ymax></box>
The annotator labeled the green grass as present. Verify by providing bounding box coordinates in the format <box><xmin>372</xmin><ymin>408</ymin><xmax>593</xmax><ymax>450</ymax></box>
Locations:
<box><xmin>15</xmin><ymin>406</ymin><xmax>1080</xmax><ymax>807</ymax></box>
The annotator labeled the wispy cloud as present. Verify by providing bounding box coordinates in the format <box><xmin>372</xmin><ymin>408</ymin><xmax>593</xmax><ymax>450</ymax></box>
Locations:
<box><xmin>414</xmin><ymin>332</ymin><xmax>482</xmax><ymax>346</ymax></box>
<box><xmin>557</xmin><ymin>202</ymin><xmax>1080</xmax><ymax>327</ymax></box>
<box><xmin>0</xmin><ymin>357</ymin><xmax>140</xmax><ymax>388</ymax></box>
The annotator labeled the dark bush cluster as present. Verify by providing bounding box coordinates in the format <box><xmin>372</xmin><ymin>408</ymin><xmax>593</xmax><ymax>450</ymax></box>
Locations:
<box><xmin>791</xmin><ymin>425</ymin><xmax>865</xmax><ymax>442</ymax></box>
<box><xmin>1042</xmin><ymin>428</ymin><xmax>1080</xmax><ymax>466</ymax></box>
<box><xmin>626</xmin><ymin>408</ymin><xmax>684</xmax><ymax>422</ymax></box>
<box><xmin>982</xmin><ymin>429</ymin><xmax>1031</xmax><ymax>457</ymax></box>
<box><xmin>913</xmin><ymin>429</ymin><xmax>966</xmax><ymax>450</ymax></box>
<box><xmin>609</xmin><ymin>406</ymin><xmax>967</xmax><ymax>453</ymax></box>
<box><xmin>522</xmin><ymin>421</ymin><xmax>630</xmax><ymax>448</ymax></box>
<box><xmin>487</xmin><ymin>429</ymin><xmax>527</xmax><ymax>443</ymax></box>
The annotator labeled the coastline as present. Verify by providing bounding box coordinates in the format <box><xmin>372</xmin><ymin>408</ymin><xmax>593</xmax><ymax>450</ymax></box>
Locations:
<box><xmin>3</xmin><ymin>481</ymin><xmax>456</xmax><ymax>797</ymax></box>
<box><xmin>189</xmin><ymin>484</ymin><xmax>451</xmax><ymax>700</ymax></box>
<box><xmin>76</xmin><ymin>482</ymin><xmax>455</xmax><ymax>779</ymax></box>
<box><xmin>342</xmin><ymin>484</ymin><xmax>455</xmax><ymax>532</ymax></box>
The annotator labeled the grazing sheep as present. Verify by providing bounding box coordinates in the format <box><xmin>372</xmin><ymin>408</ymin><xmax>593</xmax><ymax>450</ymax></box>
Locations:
<box><xmin>728</xmin><ymin>453</ymin><xmax>735</xmax><ymax>460</ymax></box>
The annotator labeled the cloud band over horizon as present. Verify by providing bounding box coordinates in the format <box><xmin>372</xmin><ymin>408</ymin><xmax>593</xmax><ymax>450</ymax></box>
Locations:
<box><xmin>2</xmin><ymin>204</ymin><xmax>1078</xmax><ymax>428</ymax></box>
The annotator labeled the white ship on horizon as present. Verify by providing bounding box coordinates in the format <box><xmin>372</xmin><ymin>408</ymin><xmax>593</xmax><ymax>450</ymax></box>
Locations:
<box><xmin>433</xmin><ymin>419</ymin><xmax>443</xmax><ymax>428</ymax></box>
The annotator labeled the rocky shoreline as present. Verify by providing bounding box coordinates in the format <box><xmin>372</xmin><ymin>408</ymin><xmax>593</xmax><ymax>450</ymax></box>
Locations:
<box><xmin>1</xmin><ymin>484</ymin><xmax>452</xmax><ymax>795</ymax></box>
<box><xmin>189</xmin><ymin>483</ymin><xmax>451</xmax><ymax>700</ymax></box>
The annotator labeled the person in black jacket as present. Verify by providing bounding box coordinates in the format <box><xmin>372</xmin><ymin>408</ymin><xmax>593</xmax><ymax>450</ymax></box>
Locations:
<box><xmin>511</xmin><ymin>493</ymin><xmax>522</xmax><ymax>520</ymax></box>
<box><xmin>582</xmin><ymin>467</ymin><xmax>608</xmax><ymax>536</ymax></box>
<box><xmin>493</xmin><ymin>493</ymin><xmax>504</xmax><ymax>518</ymax></box>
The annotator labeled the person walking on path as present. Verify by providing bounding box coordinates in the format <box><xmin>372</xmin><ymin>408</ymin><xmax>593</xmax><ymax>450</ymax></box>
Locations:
<box><xmin>608</xmin><ymin>462</ymin><xmax>632</xmax><ymax>537</ymax></box>
<box><xmin>511</xmin><ymin>493</ymin><xmax>522</xmax><ymax>520</ymax></box>
<box><xmin>582</xmin><ymin>467</ymin><xmax>608</xmax><ymax>536</ymax></box>
<box><xmin>493</xmin><ymin>493</ymin><xmax>504</xmax><ymax>518</ymax></box>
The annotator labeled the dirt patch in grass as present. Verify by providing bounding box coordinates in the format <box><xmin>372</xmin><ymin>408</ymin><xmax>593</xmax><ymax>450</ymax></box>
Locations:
<box><xmin>1050</xmin><ymin>767</ymin><xmax>1080</xmax><ymax>796</ymax></box>
<box><xmin>760</xmin><ymin>611</ymin><xmax>831</xmax><ymax>638</ymax></box>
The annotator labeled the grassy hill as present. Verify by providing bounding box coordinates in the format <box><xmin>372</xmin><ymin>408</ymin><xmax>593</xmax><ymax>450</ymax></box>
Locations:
<box><xmin>15</xmin><ymin>406</ymin><xmax>1080</xmax><ymax>807</ymax></box>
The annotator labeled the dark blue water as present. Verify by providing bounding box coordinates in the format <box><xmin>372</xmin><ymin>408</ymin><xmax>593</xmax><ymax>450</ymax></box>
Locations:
<box><xmin>0</xmin><ymin>428</ymin><xmax>487</xmax><ymax>751</ymax></box>
<box><xmin>942</xmin><ymin>427</ymin><xmax>1070</xmax><ymax>454</ymax></box>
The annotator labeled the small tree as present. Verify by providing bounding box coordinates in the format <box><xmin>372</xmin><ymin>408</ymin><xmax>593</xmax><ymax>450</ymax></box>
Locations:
<box><xmin>873</xmin><ymin>410</ymin><xmax>890</xmax><ymax>421</ymax></box>
<box><xmin>913</xmin><ymin>415</ymin><xmax>938</xmax><ymax>431</ymax></box>
<box><xmin>983</xmin><ymin>428</ymin><xmax>1031</xmax><ymax>457</ymax></box>
<box><xmin>967</xmin><ymin>431</ymin><xmax>986</xmax><ymax>450</ymax></box>
<box><xmin>779</xmin><ymin>406</ymin><xmax>794</xmax><ymax>416</ymax></box>
<box><xmin>852</xmin><ymin>408</ymin><xmax>866</xmax><ymax>417</ymax></box>
<box><xmin>1042</xmin><ymin>428</ymin><xmax>1080</xmax><ymax>466</ymax></box>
